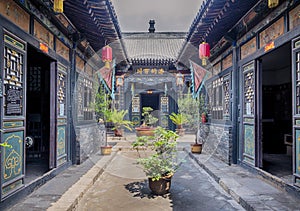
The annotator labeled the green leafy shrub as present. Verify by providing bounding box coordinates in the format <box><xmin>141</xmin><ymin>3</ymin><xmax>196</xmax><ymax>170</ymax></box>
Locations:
<box><xmin>132</xmin><ymin>127</ymin><xmax>179</xmax><ymax>181</ymax></box>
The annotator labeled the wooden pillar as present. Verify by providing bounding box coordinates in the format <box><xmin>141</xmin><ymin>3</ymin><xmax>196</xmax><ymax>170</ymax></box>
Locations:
<box><xmin>231</xmin><ymin>41</ymin><xmax>238</xmax><ymax>164</ymax></box>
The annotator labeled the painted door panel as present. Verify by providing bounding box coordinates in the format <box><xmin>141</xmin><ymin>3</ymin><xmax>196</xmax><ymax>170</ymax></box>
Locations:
<box><xmin>292</xmin><ymin>37</ymin><xmax>300</xmax><ymax>186</ymax></box>
<box><xmin>241</xmin><ymin>62</ymin><xmax>256</xmax><ymax>166</ymax></box>
<box><xmin>1</xmin><ymin>32</ymin><xmax>26</xmax><ymax>199</ymax></box>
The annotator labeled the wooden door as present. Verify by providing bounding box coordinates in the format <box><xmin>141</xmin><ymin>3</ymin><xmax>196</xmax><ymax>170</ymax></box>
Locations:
<box><xmin>1</xmin><ymin>32</ymin><xmax>26</xmax><ymax>199</ymax></box>
<box><xmin>292</xmin><ymin>37</ymin><xmax>300</xmax><ymax>186</ymax></box>
<box><xmin>241</xmin><ymin>61</ymin><xmax>256</xmax><ymax>166</ymax></box>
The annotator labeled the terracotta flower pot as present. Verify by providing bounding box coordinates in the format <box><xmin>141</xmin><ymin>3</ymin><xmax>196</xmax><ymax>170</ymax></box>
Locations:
<box><xmin>114</xmin><ymin>128</ymin><xmax>123</xmax><ymax>137</ymax></box>
<box><xmin>101</xmin><ymin>146</ymin><xmax>112</xmax><ymax>155</ymax></box>
<box><xmin>191</xmin><ymin>143</ymin><xmax>202</xmax><ymax>154</ymax></box>
<box><xmin>135</xmin><ymin>127</ymin><xmax>156</xmax><ymax>137</ymax></box>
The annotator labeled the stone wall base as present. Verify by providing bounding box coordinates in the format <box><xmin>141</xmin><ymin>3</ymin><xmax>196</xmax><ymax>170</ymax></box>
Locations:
<box><xmin>199</xmin><ymin>123</ymin><xmax>232</xmax><ymax>164</ymax></box>
<box><xmin>75</xmin><ymin>123</ymin><xmax>106</xmax><ymax>164</ymax></box>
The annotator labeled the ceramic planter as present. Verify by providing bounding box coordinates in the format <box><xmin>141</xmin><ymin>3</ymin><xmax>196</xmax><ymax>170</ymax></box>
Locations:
<box><xmin>101</xmin><ymin>146</ymin><xmax>112</xmax><ymax>155</ymax></box>
<box><xmin>135</xmin><ymin>127</ymin><xmax>156</xmax><ymax>137</ymax></box>
<box><xmin>148</xmin><ymin>175</ymin><xmax>172</xmax><ymax>195</ymax></box>
<box><xmin>191</xmin><ymin>143</ymin><xmax>202</xmax><ymax>154</ymax></box>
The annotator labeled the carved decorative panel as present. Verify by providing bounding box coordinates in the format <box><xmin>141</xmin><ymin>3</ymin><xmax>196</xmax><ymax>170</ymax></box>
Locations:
<box><xmin>132</xmin><ymin>97</ymin><xmax>140</xmax><ymax>113</ymax></box>
<box><xmin>76</xmin><ymin>55</ymin><xmax>84</xmax><ymax>71</ymax></box>
<box><xmin>77</xmin><ymin>76</ymin><xmax>84</xmax><ymax>118</ymax></box>
<box><xmin>244</xmin><ymin>125</ymin><xmax>255</xmax><ymax>165</ymax></box>
<box><xmin>57</xmin><ymin>69</ymin><xmax>66</xmax><ymax>117</ymax></box>
<box><xmin>34</xmin><ymin>20</ymin><xmax>54</xmax><ymax>49</ymax></box>
<box><xmin>2</xmin><ymin>130</ymin><xmax>24</xmax><ymax>196</ymax></box>
<box><xmin>3</xmin><ymin>37</ymin><xmax>25</xmax><ymax>116</ymax></box>
<box><xmin>57</xmin><ymin>64</ymin><xmax>68</xmax><ymax>166</ymax></box>
<box><xmin>160</xmin><ymin>97</ymin><xmax>168</xmax><ymax>113</ymax></box>
<box><xmin>241</xmin><ymin>37</ymin><xmax>257</xmax><ymax>60</ymax></box>
<box><xmin>212</xmin><ymin>78</ymin><xmax>223</xmax><ymax>119</ymax></box>
<box><xmin>242</xmin><ymin>62</ymin><xmax>256</xmax><ymax>166</ymax></box>
<box><xmin>289</xmin><ymin>4</ymin><xmax>300</xmax><ymax>30</ymax></box>
<box><xmin>160</xmin><ymin>96</ymin><xmax>169</xmax><ymax>128</ymax></box>
<box><xmin>222</xmin><ymin>54</ymin><xmax>232</xmax><ymax>70</ymax></box>
<box><xmin>259</xmin><ymin>17</ymin><xmax>284</xmax><ymax>48</ymax></box>
<box><xmin>132</xmin><ymin>96</ymin><xmax>140</xmax><ymax>127</ymax></box>
<box><xmin>244</xmin><ymin>66</ymin><xmax>255</xmax><ymax>116</ymax></box>
<box><xmin>296</xmin><ymin>52</ymin><xmax>300</xmax><ymax>114</ymax></box>
<box><xmin>213</xmin><ymin>62</ymin><xmax>221</xmax><ymax>75</ymax></box>
<box><xmin>82</xmin><ymin>78</ymin><xmax>93</xmax><ymax>120</ymax></box>
<box><xmin>56</xmin><ymin>39</ymin><xmax>69</xmax><ymax>61</ymax></box>
<box><xmin>1</xmin><ymin>33</ymin><xmax>26</xmax><ymax>199</ymax></box>
<box><xmin>223</xmin><ymin>76</ymin><xmax>230</xmax><ymax>116</ymax></box>
<box><xmin>0</xmin><ymin>0</ymin><xmax>30</xmax><ymax>32</ymax></box>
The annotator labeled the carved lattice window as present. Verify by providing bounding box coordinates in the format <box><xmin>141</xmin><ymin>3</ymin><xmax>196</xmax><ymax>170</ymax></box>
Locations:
<box><xmin>243</xmin><ymin>64</ymin><xmax>255</xmax><ymax>115</ymax></box>
<box><xmin>28</xmin><ymin>67</ymin><xmax>41</xmax><ymax>92</ymax></box>
<box><xmin>4</xmin><ymin>46</ymin><xmax>24</xmax><ymax>116</ymax></box>
<box><xmin>58</xmin><ymin>71</ymin><xmax>66</xmax><ymax>116</ymax></box>
<box><xmin>223</xmin><ymin>76</ymin><xmax>230</xmax><ymax>116</ymax></box>
<box><xmin>296</xmin><ymin>52</ymin><xmax>300</xmax><ymax>114</ymax></box>
<box><xmin>83</xmin><ymin>78</ymin><xmax>93</xmax><ymax>120</ymax></box>
<box><xmin>77</xmin><ymin>77</ymin><xmax>84</xmax><ymax>117</ymax></box>
<box><xmin>211</xmin><ymin>78</ymin><xmax>223</xmax><ymax>119</ymax></box>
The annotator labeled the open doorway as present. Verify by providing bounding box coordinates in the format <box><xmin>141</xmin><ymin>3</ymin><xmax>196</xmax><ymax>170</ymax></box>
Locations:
<box><xmin>140</xmin><ymin>91</ymin><xmax>160</xmax><ymax>126</ymax></box>
<box><xmin>261</xmin><ymin>42</ymin><xmax>292</xmax><ymax>181</ymax></box>
<box><xmin>25</xmin><ymin>45</ymin><xmax>51</xmax><ymax>183</ymax></box>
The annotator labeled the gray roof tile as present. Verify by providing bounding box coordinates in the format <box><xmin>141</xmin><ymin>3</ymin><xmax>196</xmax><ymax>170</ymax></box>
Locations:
<box><xmin>122</xmin><ymin>32</ymin><xmax>186</xmax><ymax>62</ymax></box>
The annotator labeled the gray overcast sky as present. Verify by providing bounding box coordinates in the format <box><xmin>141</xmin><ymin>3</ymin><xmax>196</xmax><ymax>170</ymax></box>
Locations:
<box><xmin>111</xmin><ymin>0</ymin><xmax>204</xmax><ymax>32</ymax></box>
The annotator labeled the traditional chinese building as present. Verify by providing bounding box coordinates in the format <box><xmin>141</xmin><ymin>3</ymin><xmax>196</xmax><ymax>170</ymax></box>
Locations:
<box><xmin>178</xmin><ymin>0</ymin><xmax>300</xmax><ymax>191</ymax></box>
<box><xmin>115</xmin><ymin>31</ymin><xmax>186</xmax><ymax>129</ymax></box>
<box><xmin>1</xmin><ymin>0</ymin><xmax>300</xmax><ymax>205</ymax></box>
<box><xmin>0</xmin><ymin>0</ymin><xmax>124</xmax><ymax>203</ymax></box>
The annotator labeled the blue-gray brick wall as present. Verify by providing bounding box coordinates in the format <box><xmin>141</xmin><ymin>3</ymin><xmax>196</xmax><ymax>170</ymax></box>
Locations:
<box><xmin>75</xmin><ymin>123</ymin><xmax>106</xmax><ymax>164</ymax></box>
<box><xmin>200</xmin><ymin>123</ymin><xmax>232</xmax><ymax>164</ymax></box>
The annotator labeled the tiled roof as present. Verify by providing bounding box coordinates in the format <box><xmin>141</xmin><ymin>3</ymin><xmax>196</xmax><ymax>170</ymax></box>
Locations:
<box><xmin>64</xmin><ymin>0</ymin><xmax>127</xmax><ymax>64</ymax></box>
<box><xmin>178</xmin><ymin>0</ymin><xmax>261</xmax><ymax>64</ymax></box>
<box><xmin>122</xmin><ymin>32</ymin><xmax>186</xmax><ymax>65</ymax></box>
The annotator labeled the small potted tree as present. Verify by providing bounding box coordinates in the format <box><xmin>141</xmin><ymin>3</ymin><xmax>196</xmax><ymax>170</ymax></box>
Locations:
<box><xmin>135</xmin><ymin>107</ymin><xmax>158</xmax><ymax>137</ymax></box>
<box><xmin>132</xmin><ymin>127</ymin><xmax>179</xmax><ymax>195</ymax></box>
<box><xmin>169</xmin><ymin>112</ymin><xmax>188</xmax><ymax>136</ymax></box>
<box><xmin>108</xmin><ymin>109</ymin><xmax>133</xmax><ymax>137</ymax></box>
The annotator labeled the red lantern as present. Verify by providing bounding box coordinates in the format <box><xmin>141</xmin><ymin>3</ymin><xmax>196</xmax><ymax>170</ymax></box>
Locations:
<box><xmin>201</xmin><ymin>113</ymin><xmax>207</xmax><ymax>123</ymax></box>
<box><xmin>102</xmin><ymin>45</ymin><xmax>112</xmax><ymax>68</ymax></box>
<box><xmin>199</xmin><ymin>42</ymin><xmax>210</xmax><ymax>66</ymax></box>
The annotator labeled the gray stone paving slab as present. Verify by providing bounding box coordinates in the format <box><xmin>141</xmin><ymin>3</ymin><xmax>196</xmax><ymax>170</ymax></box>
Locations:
<box><xmin>4</xmin><ymin>133</ymin><xmax>300</xmax><ymax>211</ymax></box>
<box><xmin>6</xmin><ymin>151</ymin><xmax>113</xmax><ymax>211</ymax></box>
<box><xmin>76</xmin><ymin>150</ymin><xmax>244</xmax><ymax>211</ymax></box>
<box><xmin>187</xmin><ymin>149</ymin><xmax>300</xmax><ymax>211</ymax></box>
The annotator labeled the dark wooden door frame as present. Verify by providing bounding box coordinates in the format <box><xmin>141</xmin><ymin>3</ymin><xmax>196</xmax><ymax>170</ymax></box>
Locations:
<box><xmin>256</xmin><ymin>59</ymin><xmax>263</xmax><ymax>168</ymax></box>
<box><xmin>49</xmin><ymin>61</ymin><xmax>57</xmax><ymax>169</ymax></box>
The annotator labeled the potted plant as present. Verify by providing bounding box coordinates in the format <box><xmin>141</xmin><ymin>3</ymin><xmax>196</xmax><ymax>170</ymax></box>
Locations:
<box><xmin>100</xmin><ymin>144</ymin><xmax>113</xmax><ymax>155</ymax></box>
<box><xmin>169</xmin><ymin>112</ymin><xmax>188</xmax><ymax>136</ymax></box>
<box><xmin>191</xmin><ymin>128</ymin><xmax>203</xmax><ymax>154</ymax></box>
<box><xmin>132</xmin><ymin>127</ymin><xmax>179</xmax><ymax>195</ymax></box>
<box><xmin>135</xmin><ymin>107</ymin><xmax>158</xmax><ymax>137</ymax></box>
<box><xmin>106</xmin><ymin>109</ymin><xmax>133</xmax><ymax>137</ymax></box>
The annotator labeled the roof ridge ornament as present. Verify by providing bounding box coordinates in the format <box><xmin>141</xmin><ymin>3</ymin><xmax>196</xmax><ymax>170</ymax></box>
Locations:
<box><xmin>148</xmin><ymin>20</ymin><xmax>155</xmax><ymax>33</ymax></box>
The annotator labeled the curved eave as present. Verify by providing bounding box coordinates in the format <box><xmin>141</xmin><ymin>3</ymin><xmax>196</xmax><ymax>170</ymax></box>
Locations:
<box><xmin>178</xmin><ymin>0</ymin><xmax>260</xmax><ymax>63</ymax></box>
<box><xmin>64</xmin><ymin>0</ymin><xmax>127</xmax><ymax>64</ymax></box>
